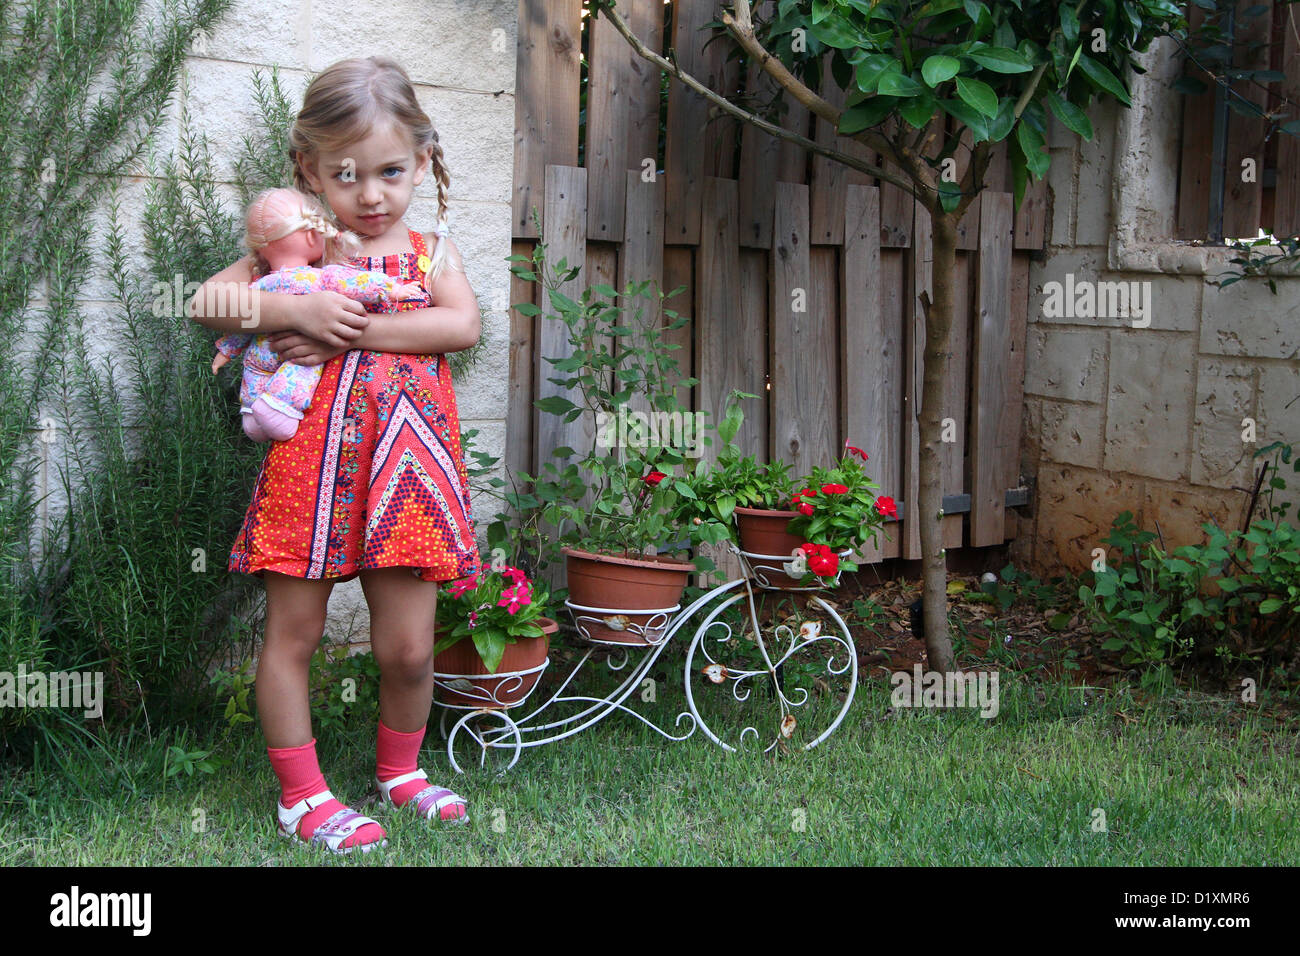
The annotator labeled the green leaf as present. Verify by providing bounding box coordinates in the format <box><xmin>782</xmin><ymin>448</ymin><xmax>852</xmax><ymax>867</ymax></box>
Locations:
<box><xmin>1016</xmin><ymin>120</ymin><xmax>1049</xmax><ymax>178</ymax></box>
<box><xmin>1258</xmin><ymin>597</ymin><xmax>1285</xmax><ymax>614</ymax></box>
<box><xmin>940</xmin><ymin>97</ymin><xmax>990</xmax><ymax>142</ymax></box>
<box><xmin>839</xmin><ymin>97</ymin><xmax>896</xmax><ymax>134</ymax></box>
<box><xmin>1076</xmin><ymin>55</ymin><xmax>1131</xmax><ymax>106</ymax></box>
<box><xmin>955</xmin><ymin>75</ymin><xmax>999</xmax><ymax>117</ymax></box>
<box><xmin>1045</xmin><ymin>89</ymin><xmax>1094</xmax><ymax>140</ymax></box>
<box><xmin>967</xmin><ymin>46</ymin><xmax>1033</xmax><ymax>73</ymax></box>
<box><xmin>937</xmin><ymin>178</ymin><xmax>962</xmax><ymax>212</ymax></box>
<box><xmin>921</xmin><ymin>54</ymin><xmax>961</xmax><ymax>87</ymax></box>
<box><xmin>899</xmin><ymin>92</ymin><xmax>937</xmax><ymax>129</ymax></box>
<box><xmin>855</xmin><ymin>54</ymin><xmax>897</xmax><ymax>94</ymax></box>
<box><xmin>534</xmin><ymin>395</ymin><xmax>576</xmax><ymax>415</ymax></box>
<box><xmin>986</xmin><ymin>96</ymin><xmax>1017</xmax><ymax>142</ymax></box>
<box><xmin>878</xmin><ymin>70</ymin><xmax>925</xmax><ymax>97</ymax></box>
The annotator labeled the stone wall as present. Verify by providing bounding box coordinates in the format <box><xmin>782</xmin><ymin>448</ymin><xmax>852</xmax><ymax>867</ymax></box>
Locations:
<box><xmin>30</xmin><ymin>0</ymin><xmax>518</xmax><ymax>643</ymax></box>
<box><xmin>1011</xmin><ymin>37</ymin><xmax>1300</xmax><ymax>578</ymax></box>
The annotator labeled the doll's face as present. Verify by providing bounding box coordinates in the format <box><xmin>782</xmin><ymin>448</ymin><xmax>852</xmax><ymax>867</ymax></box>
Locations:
<box><xmin>262</xmin><ymin>226</ymin><xmax>325</xmax><ymax>269</ymax></box>
<box><xmin>297</xmin><ymin>121</ymin><xmax>432</xmax><ymax>242</ymax></box>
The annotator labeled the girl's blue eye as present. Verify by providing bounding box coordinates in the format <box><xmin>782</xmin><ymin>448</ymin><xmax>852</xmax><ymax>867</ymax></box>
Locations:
<box><xmin>383</xmin><ymin>167</ymin><xmax>403</xmax><ymax>177</ymax></box>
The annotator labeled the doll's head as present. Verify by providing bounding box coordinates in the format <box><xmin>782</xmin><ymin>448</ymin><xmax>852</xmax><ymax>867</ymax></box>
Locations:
<box><xmin>288</xmin><ymin>56</ymin><xmax>461</xmax><ymax>284</ymax></box>
<box><xmin>244</xmin><ymin>188</ymin><xmax>361</xmax><ymax>277</ymax></box>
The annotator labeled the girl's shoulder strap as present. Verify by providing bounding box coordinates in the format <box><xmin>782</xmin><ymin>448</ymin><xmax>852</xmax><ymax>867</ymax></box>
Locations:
<box><xmin>408</xmin><ymin>228</ymin><xmax>427</xmax><ymax>258</ymax></box>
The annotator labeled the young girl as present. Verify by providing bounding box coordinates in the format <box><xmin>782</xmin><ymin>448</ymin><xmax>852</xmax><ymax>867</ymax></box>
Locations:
<box><xmin>189</xmin><ymin>56</ymin><xmax>483</xmax><ymax>853</ymax></box>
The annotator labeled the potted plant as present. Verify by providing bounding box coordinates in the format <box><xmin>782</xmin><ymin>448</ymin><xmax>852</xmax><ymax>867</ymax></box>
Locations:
<box><xmin>505</xmin><ymin>241</ymin><xmax>729</xmax><ymax>645</ymax></box>
<box><xmin>432</xmin><ymin>565</ymin><xmax>558</xmax><ymax>709</ymax></box>
<box><xmin>679</xmin><ymin>426</ymin><xmax>897</xmax><ymax>590</ymax></box>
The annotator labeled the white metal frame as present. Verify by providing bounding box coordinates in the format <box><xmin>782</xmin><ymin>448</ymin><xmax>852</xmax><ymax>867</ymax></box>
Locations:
<box><xmin>433</xmin><ymin>544</ymin><xmax>859</xmax><ymax>772</ymax></box>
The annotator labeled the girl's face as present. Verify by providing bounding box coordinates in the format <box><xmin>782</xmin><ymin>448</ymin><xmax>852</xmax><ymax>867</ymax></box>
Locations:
<box><xmin>299</xmin><ymin>122</ymin><xmax>433</xmax><ymax>242</ymax></box>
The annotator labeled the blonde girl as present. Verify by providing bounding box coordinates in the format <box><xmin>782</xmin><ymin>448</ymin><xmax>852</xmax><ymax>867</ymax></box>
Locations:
<box><xmin>189</xmin><ymin>56</ymin><xmax>482</xmax><ymax>853</ymax></box>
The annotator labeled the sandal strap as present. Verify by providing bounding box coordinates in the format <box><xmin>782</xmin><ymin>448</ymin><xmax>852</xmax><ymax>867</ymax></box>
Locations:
<box><xmin>411</xmin><ymin>785</ymin><xmax>466</xmax><ymax>819</ymax></box>
<box><xmin>379</xmin><ymin>770</ymin><xmax>428</xmax><ymax>790</ymax></box>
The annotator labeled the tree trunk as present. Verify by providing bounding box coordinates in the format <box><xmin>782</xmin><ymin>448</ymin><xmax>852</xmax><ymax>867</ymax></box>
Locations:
<box><xmin>919</xmin><ymin>210</ymin><xmax>957</xmax><ymax>673</ymax></box>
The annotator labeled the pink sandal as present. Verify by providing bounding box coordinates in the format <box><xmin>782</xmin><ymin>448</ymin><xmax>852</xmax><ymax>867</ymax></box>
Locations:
<box><xmin>376</xmin><ymin>770</ymin><xmax>469</xmax><ymax>825</ymax></box>
<box><xmin>277</xmin><ymin>790</ymin><xmax>388</xmax><ymax>854</ymax></box>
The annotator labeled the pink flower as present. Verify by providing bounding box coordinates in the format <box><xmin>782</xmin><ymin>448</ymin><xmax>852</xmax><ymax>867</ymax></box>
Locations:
<box><xmin>449</xmin><ymin>574</ymin><xmax>478</xmax><ymax>598</ymax></box>
<box><xmin>497</xmin><ymin>582</ymin><xmax>531</xmax><ymax>615</ymax></box>
<box><xmin>502</xmin><ymin>566</ymin><xmax>527</xmax><ymax>584</ymax></box>
<box><xmin>468</xmin><ymin>610</ymin><xmax>478</xmax><ymax>628</ymax></box>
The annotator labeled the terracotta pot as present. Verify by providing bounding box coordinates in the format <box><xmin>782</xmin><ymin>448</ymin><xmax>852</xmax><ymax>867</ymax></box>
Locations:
<box><xmin>733</xmin><ymin>506</ymin><xmax>807</xmax><ymax>589</ymax></box>
<box><xmin>562</xmin><ymin>547</ymin><xmax>693</xmax><ymax>645</ymax></box>
<box><xmin>433</xmin><ymin>616</ymin><xmax>558</xmax><ymax>709</ymax></box>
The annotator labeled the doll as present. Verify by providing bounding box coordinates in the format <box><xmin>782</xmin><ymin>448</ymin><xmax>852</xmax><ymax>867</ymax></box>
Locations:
<box><xmin>212</xmin><ymin>188</ymin><xmax>421</xmax><ymax>442</ymax></box>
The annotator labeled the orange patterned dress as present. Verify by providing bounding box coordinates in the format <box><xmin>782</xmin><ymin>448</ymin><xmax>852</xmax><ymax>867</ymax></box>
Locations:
<box><xmin>229</xmin><ymin>229</ymin><xmax>481</xmax><ymax>584</ymax></box>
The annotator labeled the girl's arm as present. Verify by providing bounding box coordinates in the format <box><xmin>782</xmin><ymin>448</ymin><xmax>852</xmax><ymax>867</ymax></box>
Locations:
<box><xmin>347</xmin><ymin>234</ymin><xmax>480</xmax><ymax>353</ymax></box>
<box><xmin>271</xmin><ymin>236</ymin><xmax>481</xmax><ymax>362</ymax></box>
<box><xmin>186</xmin><ymin>254</ymin><xmax>371</xmax><ymax>347</ymax></box>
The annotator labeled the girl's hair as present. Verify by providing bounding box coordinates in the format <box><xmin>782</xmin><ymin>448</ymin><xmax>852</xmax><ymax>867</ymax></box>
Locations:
<box><xmin>288</xmin><ymin>56</ymin><xmax>460</xmax><ymax>284</ymax></box>
<box><xmin>244</xmin><ymin>188</ymin><xmax>362</xmax><ymax>278</ymax></box>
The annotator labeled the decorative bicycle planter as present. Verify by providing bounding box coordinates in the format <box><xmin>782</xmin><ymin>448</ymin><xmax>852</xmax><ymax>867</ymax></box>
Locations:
<box><xmin>433</xmin><ymin>544</ymin><xmax>858</xmax><ymax>773</ymax></box>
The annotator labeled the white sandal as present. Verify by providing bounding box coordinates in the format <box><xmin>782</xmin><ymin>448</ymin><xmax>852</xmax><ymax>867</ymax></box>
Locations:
<box><xmin>376</xmin><ymin>769</ymin><xmax>470</xmax><ymax>825</ymax></box>
<box><xmin>277</xmin><ymin>790</ymin><xmax>388</xmax><ymax>854</ymax></box>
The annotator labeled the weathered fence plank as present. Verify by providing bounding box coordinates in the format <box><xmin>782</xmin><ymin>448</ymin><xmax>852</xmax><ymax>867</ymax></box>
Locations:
<box><xmin>971</xmin><ymin>192</ymin><xmax>1014</xmax><ymax>546</ymax></box>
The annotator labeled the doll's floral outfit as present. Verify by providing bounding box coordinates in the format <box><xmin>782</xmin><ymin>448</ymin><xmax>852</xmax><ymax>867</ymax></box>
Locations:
<box><xmin>216</xmin><ymin>264</ymin><xmax>413</xmax><ymax>423</ymax></box>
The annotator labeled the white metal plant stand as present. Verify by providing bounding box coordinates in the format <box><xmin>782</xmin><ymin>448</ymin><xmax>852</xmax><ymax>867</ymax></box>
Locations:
<box><xmin>434</xmin><ymin>544</ymin><xmax>858</xmax><ymax>772</ymax></box>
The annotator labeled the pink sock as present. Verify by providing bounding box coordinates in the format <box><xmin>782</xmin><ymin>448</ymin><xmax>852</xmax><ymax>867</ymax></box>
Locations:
<box><xmin>267</xmin><ymin>738</ymin><xmax>384</xmax><ymax>848</ymax></box>
<box><xmin>377</xmin><ymin>720</ymin><xmax>466</xmax><ymax>822</ymax></box>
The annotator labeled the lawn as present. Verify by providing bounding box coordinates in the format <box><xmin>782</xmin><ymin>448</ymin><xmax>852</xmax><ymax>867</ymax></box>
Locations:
<box><xmin>2</xmin><ymin>661</ymin><xmax>1296</xmax><ymax>866</ymax></box>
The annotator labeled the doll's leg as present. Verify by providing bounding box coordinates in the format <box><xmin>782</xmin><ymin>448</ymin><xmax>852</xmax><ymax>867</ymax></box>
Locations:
<box><xmin>240</xmin><ymin>338</ymin><xmax>283</xmax><ymax>442</ymax></box>
<box><xmin>251</xmin><ymin>361</ymin><xmax>323</xmax><ymax>442</ymax></box>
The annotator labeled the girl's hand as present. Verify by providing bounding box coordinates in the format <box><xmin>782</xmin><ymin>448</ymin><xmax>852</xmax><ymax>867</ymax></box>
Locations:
<box><xmin>269</xmin><ymin>330</ymin><xmax>350</xmax><ymax>367</ymax></box>
<box><xmin>293</xmin><ymin>291</ymin><xmax>370</xmax><ymax>347</ymax></box>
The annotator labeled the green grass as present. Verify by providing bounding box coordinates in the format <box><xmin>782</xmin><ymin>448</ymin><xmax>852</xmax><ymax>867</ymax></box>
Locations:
<box><xmin>2</xmin><ymin>669</ymin><xmax>1296</xmax><ymax>866</ymax></box>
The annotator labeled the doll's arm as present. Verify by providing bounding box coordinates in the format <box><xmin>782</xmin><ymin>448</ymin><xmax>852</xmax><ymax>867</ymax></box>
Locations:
<box><xmin>212</xmin><ymin>333</ymin><xmax>250</xmax><ymax>374</ymax></box>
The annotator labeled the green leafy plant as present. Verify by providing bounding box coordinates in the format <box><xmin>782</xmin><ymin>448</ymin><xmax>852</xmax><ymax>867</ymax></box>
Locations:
<box><xmin>308</xmin><ymin>641</ymin><xmax>381</xmax><ymax>732</ymax></box>
<box><xmin>1079</xmin><ymin>511</ymin><xmax>1231</xmax><ymax>667</ymax></box>
<box><xmin>434</xmin><ymin>566</ymin><xmax>552</xmax><ymax>673</ymax></box>
<box><xmin>784</xmin><ymin>446</ymin><xmax>894</xmax><ymax>582</ymax></box>
<box><xmin>502</xmin><ymin>234</ymin><xmax>723</xmax><ymax>565</ymax></box>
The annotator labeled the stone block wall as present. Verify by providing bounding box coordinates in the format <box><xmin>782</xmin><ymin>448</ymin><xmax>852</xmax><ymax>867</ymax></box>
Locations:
<box><xmin>1011</xmin><ymin>37</ymin><xmax>1300</xmax><ymax>578</ymax></box>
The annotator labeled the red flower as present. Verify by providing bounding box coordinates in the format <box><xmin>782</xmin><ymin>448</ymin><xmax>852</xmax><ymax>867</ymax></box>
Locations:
<box><xmin>800</xmin><ymin>543</ymin><xmax>832</xmax><ymax>558</ymax></box>
<box><xmin>875</xmin><ymin>495</ymin><xmax>898</xmax><ymax>519</ymax></box>
<box><xmin>643</xmin><ymin>471</ymin><xmax>667</xmax><ymax>486</ymax></box>
<box><xmin>798</xmin><ymin>501</ymin><xmax>814</xmax><ymax>516</ymax></box>
<box><xmin>845</xmin><ymin>441</ymin><xmax>868</xmax><ymax>461</ymax></box>
<box><xmin>798</xmin><ymin>487</ymin><xmax>817</xmax><ymax>498</ymax></box>
<box><xmin>807</xmin><ymin>549</ymin><xmax>839</xmax><ymax>576</ymax></box>
<box><xmin>821</xmin><ymin>483</ymin><xmax>849</xmax><ymax>495</ymax></box>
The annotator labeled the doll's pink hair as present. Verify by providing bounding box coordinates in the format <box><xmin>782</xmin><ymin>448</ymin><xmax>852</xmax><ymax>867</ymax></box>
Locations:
<box><xmin>288</xmin><ymin>56</ymin><xmax>460</xmax><ymax>284</ymax></box>
<box><xmin>244</xmin><ymin>188</ymin><xmax>361</xmax><ymax>276</ymax></box>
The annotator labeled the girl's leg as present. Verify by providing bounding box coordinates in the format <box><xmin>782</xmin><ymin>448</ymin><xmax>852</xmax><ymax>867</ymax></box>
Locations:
<box><xmin>259</xmin><ymin>571</ymin><xmax>334</xmax><ymax>747</ymax></box>
<box><xmin>259</xmin><ymin>571</ymin><xmax>386</xmax><ymax>849</ymax></box>
<box><xmin>362</xmin><ymin>568</ymin><xmax>467</xmax><ymax>822</ymax></box>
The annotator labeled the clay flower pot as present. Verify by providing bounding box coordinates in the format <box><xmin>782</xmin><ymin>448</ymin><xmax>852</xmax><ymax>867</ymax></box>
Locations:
<box><xmin>562</xmin><ymin>547</ymin><xmax>694</xmax><ymax>645</ymax></box>
<box><xmin>433</xmin><ymin>616</ymin><xmax>558</xmax><ymax>709</ymax></box>
<box><xmin>733</xmin><ymin>506</ymin><xmax>807</xmax><ymax>590</ymax></box>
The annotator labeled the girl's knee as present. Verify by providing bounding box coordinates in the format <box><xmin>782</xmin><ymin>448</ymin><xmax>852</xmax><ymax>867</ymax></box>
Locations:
<box><xmin>374</xmin><ymin>634</ymin><xmax>434</xmax><ymax>681</ymax></box>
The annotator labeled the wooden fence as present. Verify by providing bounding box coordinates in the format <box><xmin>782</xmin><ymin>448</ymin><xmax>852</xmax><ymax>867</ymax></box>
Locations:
<box><xmin>507</xmin><ymin>0</ymin><xmax>1044</xmax><ymax>570</ymax></box>
<box><xmin>1177</xmin><ymin>0</ymin><xmax>1300</xmax><ymax>240</ymax></box>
